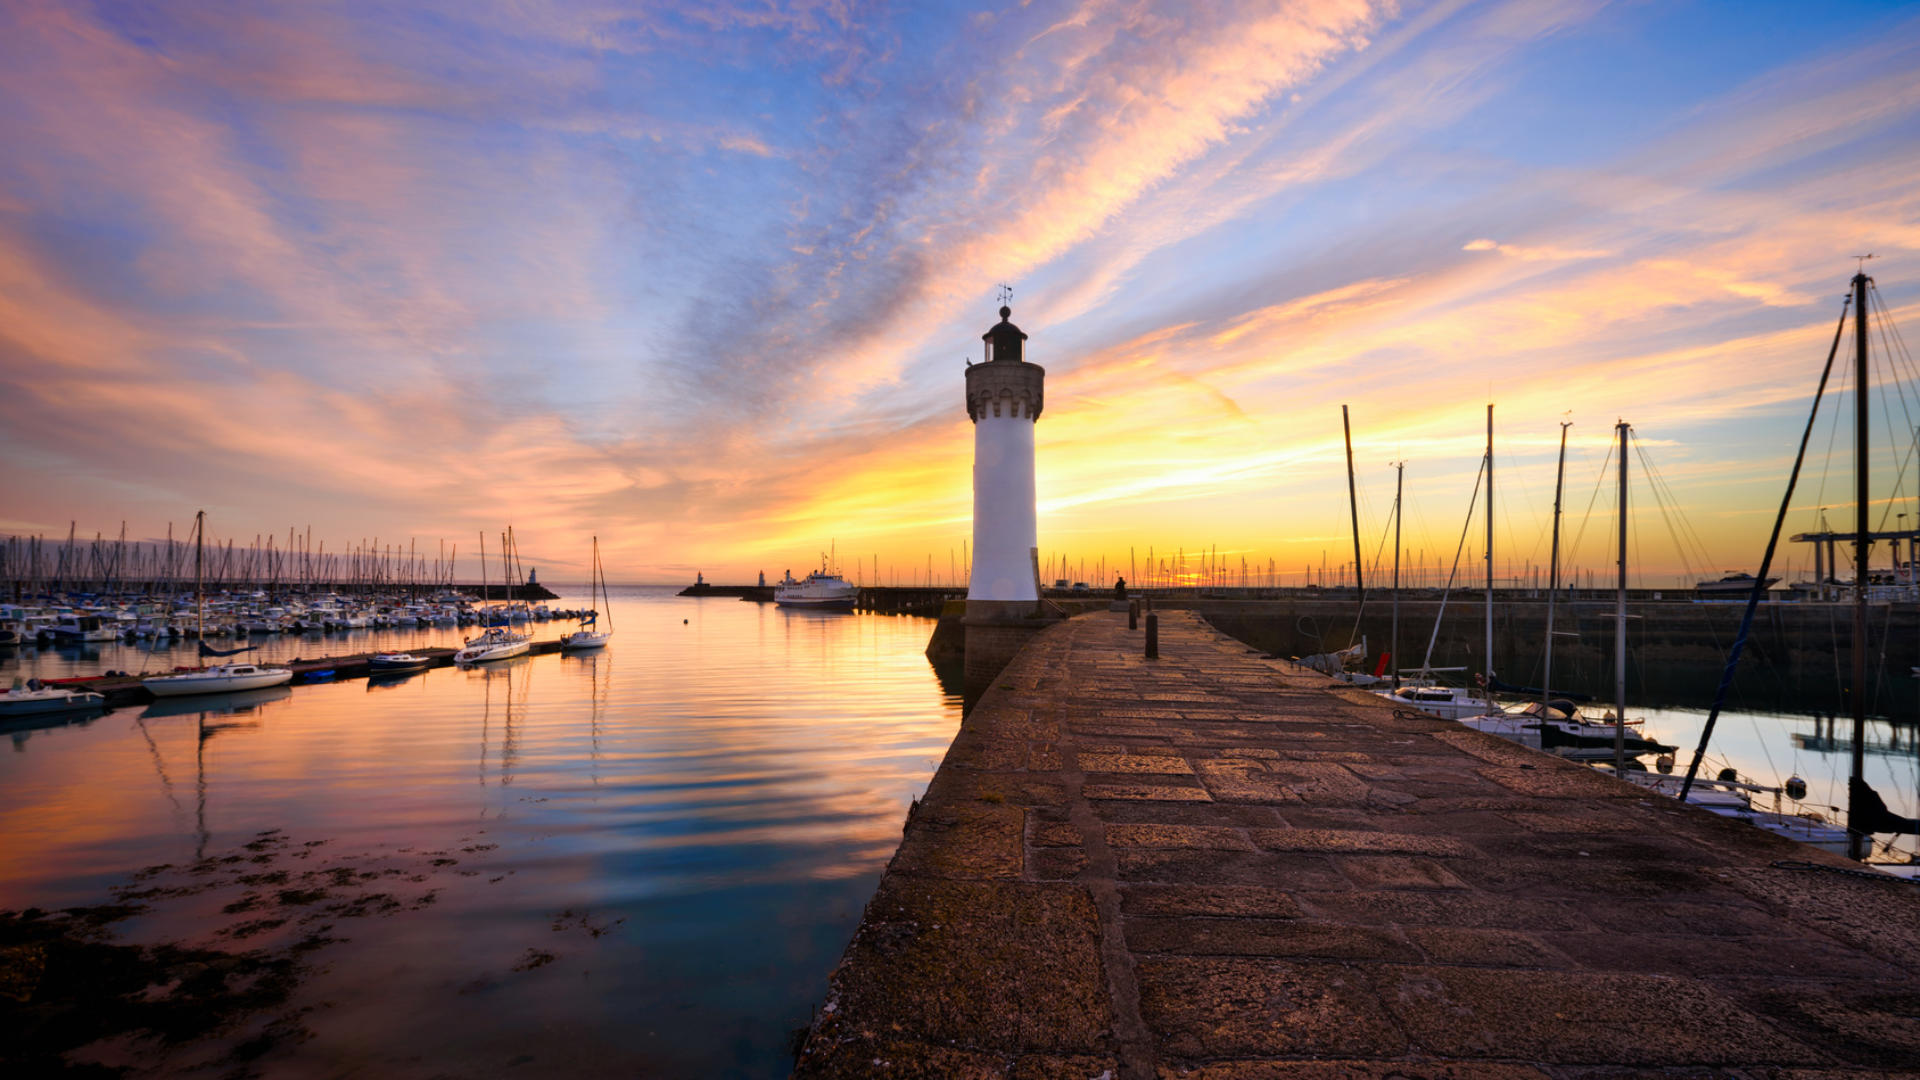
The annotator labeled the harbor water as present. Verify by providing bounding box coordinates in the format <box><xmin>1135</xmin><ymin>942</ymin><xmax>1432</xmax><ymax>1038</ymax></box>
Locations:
<box><xmin>0</xmin><ymin>586</ymin><xmax>962</xmax><ymax>1077</ymax></box>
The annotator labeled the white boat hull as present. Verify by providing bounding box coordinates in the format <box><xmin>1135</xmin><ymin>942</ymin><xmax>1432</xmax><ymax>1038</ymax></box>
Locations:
<box><xmin>454</xmin><ymin>639</ymin><xmax>530</xmax><ymax>664</ymax></box>
<box><xmin>774</xmin><ymin>596</ymin><xmax>856</xmax><ymax>610</ymax></box>
<box><xmin>0</xmin><ymin>689</ymin><xmax>106</xmax><ymax>715</ymax></box>
<box><xmin>143</xmin><ymin>668</ymin><xmax>294</xmax><ymax>697</ymax></box>
<box><xmin>560</xmin><ymin>632</ymin><xmax>610</xmax><ymax>650</ymax></box>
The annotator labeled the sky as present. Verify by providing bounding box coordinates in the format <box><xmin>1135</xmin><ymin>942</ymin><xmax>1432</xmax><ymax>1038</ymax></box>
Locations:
<box><xmin>3</xmin><ymin>0</ymin><xmax>1920</xmax><ymax>588</ymax></box>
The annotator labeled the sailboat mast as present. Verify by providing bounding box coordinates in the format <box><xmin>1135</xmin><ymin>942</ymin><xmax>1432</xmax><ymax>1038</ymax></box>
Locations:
<box><xmin>1849</xmin><ymin>269</ymin><xmax>1872</xmax><ymax>860</ymax></box>
<box><xmin>1342</xmin><ymin>406</ymin><xmax>1365</xmax><ymax>617</ymax></box>
<box><xmin>1614</xmin><ymin>420</ymin><xmax>1629</xmax><ymax>772</ymax></box>
<box><xmin>1543</xmin><ymin>421</ymin><xmax>1570</xmax><ymax>704</ymax></box>
<box><xmin>195</xmin><ymin>510</ymin><xmax>205</xmax><ymax>642</ymax></box>
<box><xmin>1391</xmin><ymin>461</ymin><xmax>1402</xmax><ymax>687</ymax></box>
<box><xmin>1484</xmin><ymin>404</ymin><xmax>1494</xmax><ymax>689</ymax></box>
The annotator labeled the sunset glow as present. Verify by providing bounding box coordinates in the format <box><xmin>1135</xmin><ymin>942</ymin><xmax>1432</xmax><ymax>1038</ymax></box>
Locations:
<box><xmin>4</xmin><ymin>1</ymin><xmax>1919</xmax><ymax>587</ymax></box>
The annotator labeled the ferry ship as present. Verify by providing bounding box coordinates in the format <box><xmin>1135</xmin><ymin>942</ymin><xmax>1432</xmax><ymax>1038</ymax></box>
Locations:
<box><xmin>774</xmin><ymin>565</ymin><xmax>857</xmax><ymax>610</ymax></box>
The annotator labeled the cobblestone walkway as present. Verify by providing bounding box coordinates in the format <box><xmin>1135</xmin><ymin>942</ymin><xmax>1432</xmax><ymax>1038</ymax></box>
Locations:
<box><xmin>794</xmin><ymin>611</ymin><xmax>1920</xmax><ymax>1078</ymax></box>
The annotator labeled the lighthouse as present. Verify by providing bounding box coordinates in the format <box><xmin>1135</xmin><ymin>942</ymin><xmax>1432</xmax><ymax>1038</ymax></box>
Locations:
<box><xmin>966</xmin><ymin>303</ymin><xmax>1044</xmax><ymax>613</ymax></box>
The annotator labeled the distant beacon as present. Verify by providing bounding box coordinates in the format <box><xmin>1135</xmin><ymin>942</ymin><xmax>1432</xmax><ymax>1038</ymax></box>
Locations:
<box><xmin>966</xmin><ymin>303</ymin><xmax>1044</xmax><ymax>610</ymax></box>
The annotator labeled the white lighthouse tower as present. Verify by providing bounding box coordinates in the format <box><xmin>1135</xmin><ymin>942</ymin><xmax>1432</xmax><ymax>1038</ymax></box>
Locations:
<box><xmin>965</xmin><ymin>302</ymin><xmax>1044</xmax><ymax>615</ymax></box>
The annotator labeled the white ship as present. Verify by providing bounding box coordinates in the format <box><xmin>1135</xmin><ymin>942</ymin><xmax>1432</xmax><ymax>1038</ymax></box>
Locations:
<box><xmin>774</xmin><ymin>564</ymin><xmax>857</xmax><ymax>610</ymax></box>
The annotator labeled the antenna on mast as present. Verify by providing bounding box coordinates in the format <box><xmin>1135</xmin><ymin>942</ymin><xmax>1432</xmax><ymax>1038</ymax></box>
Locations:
<box><xmin>1854</xmin><ymin>254</ymin><xmax>1876</xmax><ymax>274</ymax></box>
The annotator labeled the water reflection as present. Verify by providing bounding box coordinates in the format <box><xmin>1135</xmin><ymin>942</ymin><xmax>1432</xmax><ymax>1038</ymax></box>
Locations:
<box><xmin>1644</xmin><ymin>705</ymin><xmax>1919</xmax><ymax>862</ymax></box>
<box><xmin>0</xmin><ymin>587</ymin><xmax>962</xmax><ymax>1077</ymax></box>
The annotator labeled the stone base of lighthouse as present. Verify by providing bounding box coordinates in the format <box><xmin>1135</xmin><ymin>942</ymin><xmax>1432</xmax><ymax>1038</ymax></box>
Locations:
<box><xmin>961</xmin><ymin>599</ymin><xmax>1060</xmax><ymax>703</ymax></box>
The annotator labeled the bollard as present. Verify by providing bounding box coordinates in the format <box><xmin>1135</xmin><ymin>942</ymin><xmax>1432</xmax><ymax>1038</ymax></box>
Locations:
<box><xmin>1128</xmin><ymin>599</ymin><xmax>1139</xmax><ymax>630</ymax></box>
<box><xmin>1144</xmin><ymin>612</ymin><xmax>1159</xmax><ymax>659</ymax></box>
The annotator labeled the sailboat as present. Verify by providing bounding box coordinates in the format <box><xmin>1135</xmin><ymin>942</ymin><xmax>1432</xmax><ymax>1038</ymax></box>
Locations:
<box><xmin>143</xmin><ymin>511</ymin><xmax>293</xmax><ymax>698</ymax></box>
<box><xmin>453</xmin><ymin>529</ymin><xmax>531</xmax><ymax>665</ymax></box>
<box><xmin>560</xmin><ymin>536</ymin><xmax>613</xmax><ymax>651</ymax></box>
<box><xmin>1460</xmin><ymin>419</ymin><xmax>1673</xmax><ymax>762</ymax></box>
<box><xmin>1378</xmin><ymin>404</ymin><xmax>1497</xmax><ymax>719</ymax></box>
<box><xmin>1675</xmin><ymin>265</ymin><xmax>1920</xmax><ymax>862</ymax></box>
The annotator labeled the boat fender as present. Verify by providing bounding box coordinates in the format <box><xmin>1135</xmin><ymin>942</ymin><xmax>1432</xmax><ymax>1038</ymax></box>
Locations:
<box><xmin>1785</xmin><ymin>776</ymin><xmax>1808</xmax><ymax>801</ymax></box>
<box><xmin>1716</xmin><ymin>767</ymin><xmax>1739</xmax><ymax>783</ymax></box>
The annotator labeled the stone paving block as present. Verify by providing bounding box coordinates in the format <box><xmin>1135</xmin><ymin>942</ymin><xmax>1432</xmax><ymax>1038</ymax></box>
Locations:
<box><xmin>1118</xmin><ymin>884</ymin><xmax>1304</xmax><ymax>919</ymax></box>
<box><xmin>1261</xmin><ymin>761</ymin><xmax>1373</xmax><ymax>804</ymax></box>
<box><xmin>1374</xmin><ymin>966</ymin><xmax>1826</xmax><ymax>1066</ymax></box>
<box><xmin>1717</xmin><ymin>978</ymin><xmax>1920</xmax><ymax>1069</ymax></box>
<box><xmin>1091</xmin><ymin>801</ymin><xmax>1285</xmax><ymax>828</ymax></box>
<box><xmin>1717</xmin><ymin>864</ymin><xmax>1920</xmax><ymax>970</ymax></box>
<box><xmin>1124</xmin><ymin>916</ymin><xmax>1416</xmax><ymax>961</ymax></box>
<box><xmin>1545</xmin><ymin>931</ymin><xmax>1904</xmax><ymax>980</ymax></box>
<box><xmin>1297</xmin><ymin>889</ymin><xmax>1588</xmax><ymax>931</ymax></box>
<box><xmin>1116</xmin><ymin>848</ymin><xmax>1352</xmax><ymax>891</ymax></box>
<box><xmin>1026</xmin><ymin>846</ymin><xmax>1088</xmax><ymax>880</ymax></box>
<box><xmin>1084</xmin><ymin>781</ymin><xmax>1215</xmax><ymax>803</ymax></box>
<box><xmin>1153</xmin><ymin>1061</ymin><xmax>1553</xmax><ymax>1080</ymax></box>
<box><xmin>1137</xmin><ymin>956</ymin><xmax>1408</xmax><ymax>1059</ymax></box>
<box><xmin>1193</xmin><ymin>758</ymin><xmax>1300</xmax><ymax>802</ymax></box>
<box><xmin>1030</xmin><ymin>821</ymin><xmax>1084</xmax><ymax>847</ymax></box>
<box><xmin>817</xmin><ymin>881</ymin><xmax>1112</xmax><ymax>1057</ymax></box>
<box><xmin>1402</xmin><ymin>926</ymin><xmax>1569</xmax><ymax>968</ymax></box>
<box><xmin>1477</xmin><ymin>765</ymin><xmax>1644</xmax><ymax>799</ymax></box>
<box><xmin>890</xmin><ymin>802</ymin><xmax>1025</xmax><ymax>879</ymax></box>
<box><xmin>1078</xmin><ymin>752</ymin><xmax>1196</xmax><ymax>775</ymax></box>
<box><xmin>1336</xmin><ymin>856</ymin><xmax>1468</xmax><ymax>890</ymax></box>
<box><xmin>946</xmin><ymin>738</ymin><xmax>1031</xmax><ymax>772</ymax></box>
<box><xmin>1499</xmin><ymin>809</ymin><xmax>1645</xmax><ymax>833</ymax></box>
<box><xmin>1247</xmin><ymin>828</ymin><xmax>1473</xmax><ymax>857</ymax></box>
<box><xmin>1105</xmin><ymin>823</ymin><xmax>1255</xmax><ymax>851</ymax></box>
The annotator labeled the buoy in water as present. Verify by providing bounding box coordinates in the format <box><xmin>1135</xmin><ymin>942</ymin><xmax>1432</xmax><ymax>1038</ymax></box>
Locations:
<box><xmin>683</xmin><ymin>619</ymin><xmax>689</xmax><ymax>624</ymax></box>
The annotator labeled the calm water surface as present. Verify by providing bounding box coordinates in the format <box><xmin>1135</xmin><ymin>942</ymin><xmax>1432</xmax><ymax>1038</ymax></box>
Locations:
<box><xmin>0</xmin><ymin>586</ymin><xmax>962</xmax><ymax>1077</ymax></box>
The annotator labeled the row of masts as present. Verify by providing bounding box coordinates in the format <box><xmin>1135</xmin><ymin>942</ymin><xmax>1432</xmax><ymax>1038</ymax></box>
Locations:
<box><xmin>1</xmin><ymin>527</ymin><xmax>470</xmax><ymax>598</ymax></box>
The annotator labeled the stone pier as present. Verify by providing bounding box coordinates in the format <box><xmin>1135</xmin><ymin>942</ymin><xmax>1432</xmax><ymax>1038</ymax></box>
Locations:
<box><xmin>794</xmin><ymin>610</ymin><xmax>1920</xmax><ymax>1078</ymax></box>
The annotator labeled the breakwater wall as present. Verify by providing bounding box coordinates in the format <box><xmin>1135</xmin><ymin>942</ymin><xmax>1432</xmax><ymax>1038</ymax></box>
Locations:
<box><xmin>1172</xmin><ymin>595</ymin><xmax>1920</xmax><ymax>712</ymax></box>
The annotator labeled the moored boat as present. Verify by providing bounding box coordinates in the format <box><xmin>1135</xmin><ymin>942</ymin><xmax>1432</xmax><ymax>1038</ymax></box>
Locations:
<box><xmin>1378</xmin><ymin>683</ymin><xmax>1495</xmax><ymax>720</ymax></box>
<box><xmin>1694</xmin><ymin>571</ymin><xmax>1778</xmax><ymax>598</ymax></box>
<box><xmin>774</xmin><ymin>562</ymin><xmax>857</xmax><ymax>610</ymax></box>
<box><xmin>560</xmin><ymin>536</ymin><xmax>614</xmax><ymax>650</ymax></box>
<box><xmin>0</xmin><ymin>684</ymin><xmax>107</xmax><ymax>716</ymax></box>
<box><xmin>142</xmin><ymin>663</ymin><xmax>294</xmax><ymax>697</ymax></box>
<box><xmin>453</xmin><ymin>626</ymin><xmax>530</xmax><ymax>664</ymax></box>
<box><xmin>369</xmin><ymin>652</ymin><xmax>434</xmax><ymax>673</ymax></box>
<box><xmin>1459</xmin><ymin>699</ymin><xmax>1675</xmax><ymax>761</ymax></box>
